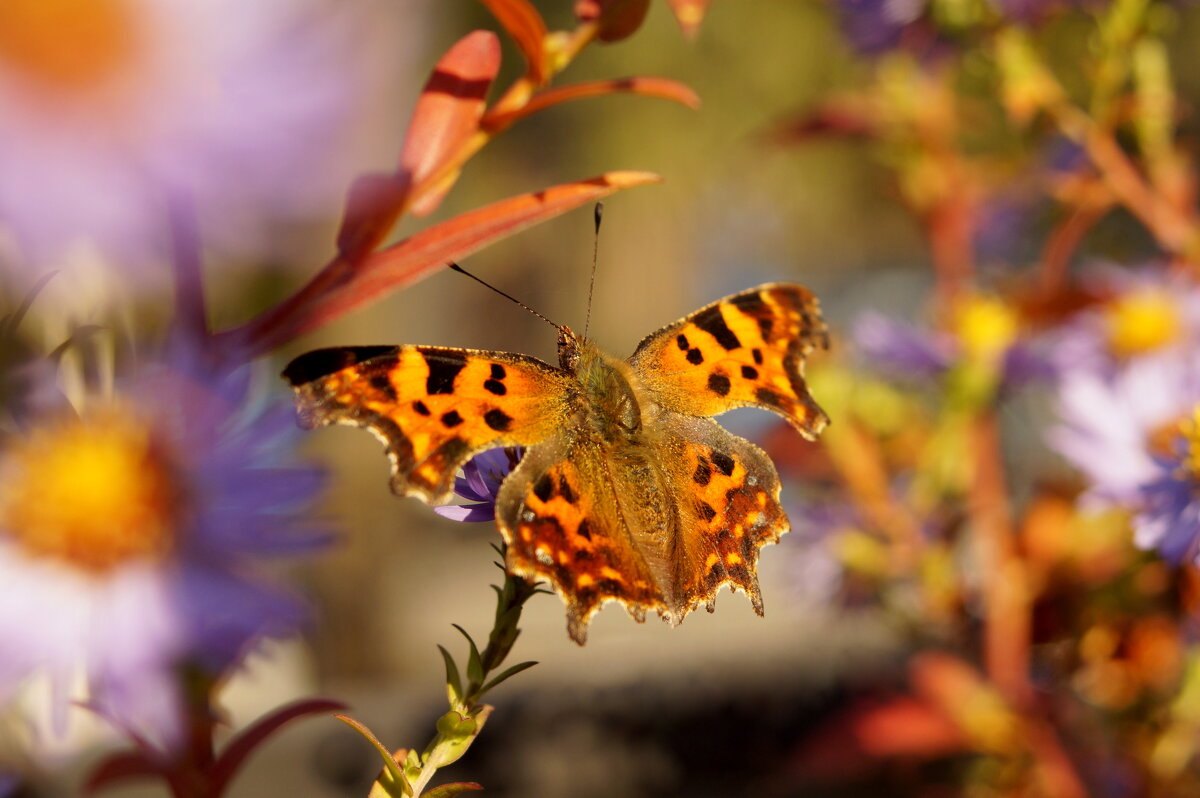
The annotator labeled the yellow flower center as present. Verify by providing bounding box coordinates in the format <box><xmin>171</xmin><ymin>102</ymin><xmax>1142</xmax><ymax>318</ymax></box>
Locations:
<box><xmin>1106</xmin><ymin>289</ymin><xmax>1182</xmax><ymax>359</ymax></box>
<box><xmin>954</xmin><ymin>295</ymin><xmax>1019</xmax><ymax>364</ymax></box>
<box><xmin>0</xmin><ymin>0</ymin><xmax>141</xmax><ymax>95</ymax></box>
<box><xmin>0</xmin><ymin>411</ymin><xmax>179</xmax><ymax>572</ymax></box>
<box><xmin>1179</xmin><ymin>404</ymin><xmax>1200</xmax><ymax>480</ymax></box>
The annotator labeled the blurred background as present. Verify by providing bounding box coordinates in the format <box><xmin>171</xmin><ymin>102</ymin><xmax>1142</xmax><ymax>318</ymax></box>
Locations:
<box><xmin>7</xmin><ymin>0</ymin><xmax>1200</xmax><ymax>794</ymax></box>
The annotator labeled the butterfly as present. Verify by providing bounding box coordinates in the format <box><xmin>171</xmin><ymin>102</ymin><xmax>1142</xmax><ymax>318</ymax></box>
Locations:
<box><xmin>282</xmin><ymin>283</ymin><xmax>829</xmax><ymax>644</ymax></box>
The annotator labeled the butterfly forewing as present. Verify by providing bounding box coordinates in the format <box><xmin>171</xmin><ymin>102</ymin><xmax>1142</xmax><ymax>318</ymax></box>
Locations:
<box><xmin>628</xmin><ymin>283</ymin><xmax>830</xmax><ymax>438</ymax></box>
<box><xmin>283</xmin><ymin>345</ymin><xmax>572</xmax><ymax>503</ymax></box>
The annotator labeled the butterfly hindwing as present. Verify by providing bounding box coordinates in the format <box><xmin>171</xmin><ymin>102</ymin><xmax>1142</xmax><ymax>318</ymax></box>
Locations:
<box><xmin>283</xmin><ymin>345</ymin><xmax>572</xmax><ymax>503</ymax></box>
<box><xmin>628</xmin><ymin>283</ymin><xmax>830</xmax><ymax>438</ymax></box>
<box><xmin>494</xmin><ymin>410</ymin><xmax>788</xmax><ymax>644</ymax></box>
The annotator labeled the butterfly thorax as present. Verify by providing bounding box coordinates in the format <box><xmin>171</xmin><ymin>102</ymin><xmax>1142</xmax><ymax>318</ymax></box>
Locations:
<box><xmin>568</xmin><ymin>336</ymin><xmax>644</xmax><ymax>442</ymax></box>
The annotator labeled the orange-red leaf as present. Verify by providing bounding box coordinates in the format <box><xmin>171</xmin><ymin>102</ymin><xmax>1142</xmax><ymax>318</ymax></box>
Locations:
<box><xmin>851</xmin><ymin>697</ymin><xmax>968</xmax><ymax>758</ymax></box>
<box><xmin>309</xmin><ymin>171</ymin><xmax>663</xmax><ymax>335</ymax></box>
<box><xmin>575</xmin><ymin>0</ymin><xmax>651</xmax><ymax>42</ymax></box>
<box><xmin>227</xmin><ymin>171</ymin><xmax>662</xmax><ymax>355</ymax></box>
<box><xmin>401</xmin><ymin>30</ymin><xmax>501</xmax><ymax>216</ymax></box>
<box><xmin>482</xmin><ymin>77</ymin><xmax>700</xmax><ymax>132</ymax></box>
<box><xmin>336</xmin><ymin>172</ymin><xmax>413</xmax><ymax>259</ymax></box>
<box><xmin>476</xmin><ymin>0</ymin><xmax>548</xmax><ymax>84</ymax></box>
<box><xmin>665</xmin><ymin>0</ymin><xmax>709</xmax><ymax>37</ymax></box>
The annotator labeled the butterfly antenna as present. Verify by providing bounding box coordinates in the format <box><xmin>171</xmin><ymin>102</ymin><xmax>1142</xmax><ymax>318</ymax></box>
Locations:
<box><xmin>448</xmin><ymin>262</ymin><xmax>560</xmax><ymax>331</ymax></box>
<box><xmin>583</xmin><ymin>202</ymin><xmax>603</xmax><ymax>339</ymax></box>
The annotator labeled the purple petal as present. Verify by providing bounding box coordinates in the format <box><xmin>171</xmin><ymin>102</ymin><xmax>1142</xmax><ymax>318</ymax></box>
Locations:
<box><xmin>434</xmin><ymin>503</ymin><xmax>497</xmax><ymax>523</ymax></box>
<box><xmin>853</xmin><ymin>312</ymin><xmax>954</xmax><ymax>379</ymax></box>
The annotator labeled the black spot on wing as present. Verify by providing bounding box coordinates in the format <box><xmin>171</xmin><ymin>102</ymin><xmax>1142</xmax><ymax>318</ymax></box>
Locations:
<box><xmin>755</xmin><ymin>387</ymin><xmax>786</xmax><ymax>408</ymax></box>
<box><xmin>741</xmin><ymin>365</ymin><xmax>759</xmax><ymax>380</ymax></box>
<box><xmin>558</xmin><ymin>474</ymin><xmax>577</xmax><ymax>504</ymax></box>
<box><xmin>484</xmin><ymin>379</ymin><xmax>507</xmax><ymax>395</ymax></box>
<box><xmin>697</xmin><ymin>501</ymin><xmax>717</xmax><ymax>522</ymax></box>
<box><xmin>413</xmin><ymin>400</ymin><xmax>431</xmax><ymax>416</ymax></box>
<box><xmin>676</xmin><ymin>334</ymin><xmax>690</xmax><ymax>350</ymax></box>
<box><xmin>422</xmin><ymin>349</ymin><xmax>467</xmax><ymax>395</ymax></box>
<box><xmin>484</xmin><ymin>408</ymin><xmax>513</xmax><ymax>432</ymax></box>
<box><xmin>369</xmin><ymin>373</ymin><xmax>398</xmax><ymax>400</ymax></box>
<box><xmin>490</xmin><ymin>363</ymin><xmax>506</xmax><ymax>380</ymax></box>
<box><xmin>282</xmin><ymin>346</ymin><xmax>399</xmax><ymax>386</ymax></box>
<box><xmin>694</xmin><ymin>306</ymin><xmax>741</xmax><ymax>351</ymax></box>
<box><xmin>533</xmin><ymin>473</ymin><xmax>554</xmax><ymax>502</ymax></box>
<box><xmin>686</xmin><ymin>348</ymin><xmax>704</xmax><ymax>365</ymax></box>
<box><xmin>440</xmin><ymin>410</ymin><xmax>464</xmax><ymax>428</ymax></box>
<box><xmin>576</xmin><ymin>519</ymin><xmax>592</xmax><ymax>540</ymax></box>
<box><xmin>711</xmin><ymin>450</ymin><xmax>736</xmax><ymax>476</ymax></box>
<box><xmin>731</xmin><ymin>292</ymin><xmax>768</xmax><ymax>315</ymax></box>
<box><xmin>752</xmin><ymin>348</ymin><xmax>764</xmax><ymax>365</ymax></box>
<box><xmin>707</xmin><ymin>372</ymin><xmax>731</xmax><ymax>396</ymax></box>
<box><xmin>693</xmin><ymin>458</ymin><xmax>712</xmax><ymax>486</ymax></box>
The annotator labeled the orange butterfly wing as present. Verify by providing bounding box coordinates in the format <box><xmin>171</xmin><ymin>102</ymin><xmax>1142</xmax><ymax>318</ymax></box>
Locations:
<box><xmin>628</xmin><ymin>283</ymin><xmax>830</xmax><ymax>438</ymax></box>
<box><xmin>283</xmin><ymin>346</ymin><xmax>572</xmax><ymax>503</ymax></box>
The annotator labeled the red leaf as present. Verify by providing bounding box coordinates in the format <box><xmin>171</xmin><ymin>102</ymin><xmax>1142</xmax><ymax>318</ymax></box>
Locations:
<box><xmin>336</xmin><ymin>172</ymin><xmax>413</xmax><ymax>260</ymax></box>
<box><xmin>208</xmin><ymin>698</ymin><xmax>347</xmax><ymax>794</ymax></box>
<box><xmin>852</xmin><ymin>697</ymin><xmax>968</xmax><ymax>757</ymax></box>
<box><xmin>575</xmin><ymin>0</ymin><xmax>651</xmax><ymax>42</ymax></box>
<box><xmin>401</xmin><ymin>30</ymin><xmax>501</xmax><ymax>217</ymax></box>
<box><xmin>664</xmin><ymin>0</ymin><xmax>710</xmax><ymax>37</ymax></box>
<box><xmin>476</xmin><ymin>0</ymin><xmax>548</xmax><ymax>84</ymax></box>
<box><xmin>84</xmin><ymin>751</ymin><xmax>165</xmax><ymax>794</ymax></box>
<box><xmin>298</xmin><ymin>171</ymin><xmax>663</xmax><ymax>340</ymax></box>
<box><xmin>482</xmin><ymin>77</ymin><xmax>700</xmax><ymax>132</ymax></box>
<box><xmin>225</xmin><ymin>171</ymin><xmax>662</xmax><ymax>356</ymax></box>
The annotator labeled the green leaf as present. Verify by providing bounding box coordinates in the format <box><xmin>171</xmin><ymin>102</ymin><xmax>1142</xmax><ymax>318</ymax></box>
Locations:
<box><xmin>480</xmin><ymin>660</ymin><xmax>538</xmax><ymax>696</ymax></box>
<box><xmin>452</xmin><ymin>624</ymin><xmax>485</xmax><ymax>686</ymax></box>
<box><xmin>424</xmin><ymin>783</ymin><xmax>484</xmax><ymax>798</ymax></box>
<box><xmin>334</xmin><ymin>715</ymin><xmax>411</xmax><ymax>797</ymax></box>
<box><xmin>425</xmin><ymin>711</ymin><xmax>481</xmax><ymax>769</ymax></box>
<box><xmin>437</xmin><ymin>645</ymin><xmax>464</xmax><ymax>709</ymax></box>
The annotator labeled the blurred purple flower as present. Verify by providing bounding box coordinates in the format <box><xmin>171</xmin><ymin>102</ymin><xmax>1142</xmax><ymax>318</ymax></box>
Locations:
<box><xmin>0</xmin><ymin>0</ymin><xmax>364</xmax><ymax>275</ymax></box>
<box><xmin>833</xmin><ymin>0</ymin><xmax>932</xmax><ymax>55</ymax></box>
<box><xmin>854</xmin><ymin>307</ymin><xmax>1051</xmax><ymax>390</ymax></box>
<box><xmin>0</xmin><ymin>350</ymin><xmax>329</xmax><ymax>750</ymax></box>
<box><xmin>1050</xmin><ymin>266</ymin><xmax>1200</xmax><ymax>376</ymax></box>
<box><xmin>1050</xmin><ymin>348</ymin><xmax>1200</xmax><ymax>563</ymax></box>
<box><xmin>434</xmin><ymin>448</ymin><xmax>522</xmax><ymax>523</ymax></box>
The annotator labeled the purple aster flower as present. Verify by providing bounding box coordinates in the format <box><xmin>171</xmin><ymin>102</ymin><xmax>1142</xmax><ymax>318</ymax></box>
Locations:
<box><xmin>1050</xmin><ymin>266</ymin><xmax>1200</xmax><ymax>377</ymax></box>
<box><xmin>854</xmin><ymin>298</ymin><xmax>1051</xmax><ymax>391</ymax></box>
<box><xmin>0</xmin><ymin>0</ymin><xmax>364</xmax><ymax>275</ymax></box>
<box><xmin>0</xmin><ymin>349</ymin><xmax>329</xmax><ymax>750</ymax></box>
<box><xmin>1050</xmin><ymin>347</ymin><xmax>1200</xmax><ymax>563</ymax></box>
<box><xmin>434</xmin><ymin>448</ymin><xmax>523</xmax><ymax>523</ymax></box>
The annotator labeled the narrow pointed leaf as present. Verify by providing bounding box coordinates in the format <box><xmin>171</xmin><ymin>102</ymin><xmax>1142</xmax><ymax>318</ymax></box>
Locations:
<box><xmin>210</xmin><ymin>699</ymin><xmax>347</xmax><ymax>792</ymax></box>
<box><xmin>665</xmin><ymin>0</ymin><xmax>710</xmax><ymax>36</ymax></box>
<box><xmin>482</xmin><ymin>77</ymin><xmax>700</xmax><ymax>132</ymax></box>
<box><xmin>336</xmin><ymin>714</ymin><xmax>411</xmax><ymax>795</ymax></box>
<box><xmin>237</xmin><ymin>171</ymin><xmax>659</xmax><ymax>352</ymax></box>
<box><xmin>480</xmin><ymin>660</ymin><xmax>538</xmax><ymax>695</ymax></box>
<box><xmin>453</xmin><ymin>623</ymin><xmax>485</xmax><ymax>686</ymax></box>
<box><xmin>337</xmin><ymin>172</ymin><xmax>413</xmax><ymax>259</ymax></box>
<box><xmin>402</xmin><ymin>30</ymin><xmax>501</xmax><ymax>217</ymax></box>
<box><xmin>424</xmin><ymin>782</ymin><xmax>485</xmax><ymax>798</ymax></box>
<box><xmin>476</xmin><ymin>0</ymin><xmax>548</xmax><ymax>84</ymax></box>
<box><xmin>438</xmin><ymin>644</ymin><xmax>465</xmax><ymax>708</ymax></box>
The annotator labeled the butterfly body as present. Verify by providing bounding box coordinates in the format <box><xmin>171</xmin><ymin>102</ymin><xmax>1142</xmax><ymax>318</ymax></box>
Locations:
<box><xmin>283</xmin><ymin>283</ymin><xmax>829</xmax><ymax>643</ymax></box>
